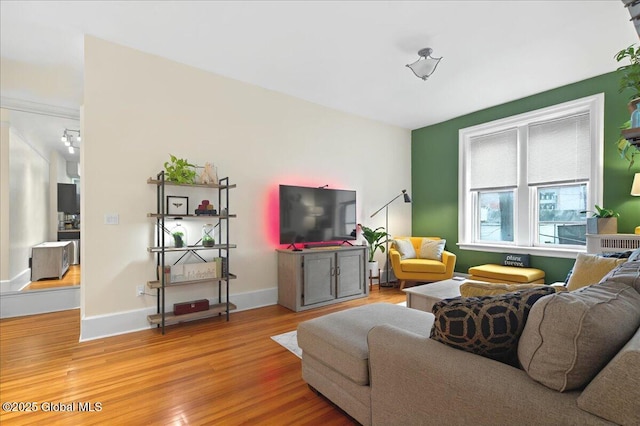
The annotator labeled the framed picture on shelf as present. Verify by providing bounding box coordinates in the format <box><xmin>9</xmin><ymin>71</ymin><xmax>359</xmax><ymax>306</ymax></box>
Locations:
<box><xmin>167</xmin><ymin>196</ymin><xmax>189</xmax><ymax>216</ymax></box>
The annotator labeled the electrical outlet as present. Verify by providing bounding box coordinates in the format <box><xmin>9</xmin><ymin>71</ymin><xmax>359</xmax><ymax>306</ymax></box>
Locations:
<box><xmin>136</xmin><ymin>285</ymin><xmax>144</xmax><ymax>296</ymax></box>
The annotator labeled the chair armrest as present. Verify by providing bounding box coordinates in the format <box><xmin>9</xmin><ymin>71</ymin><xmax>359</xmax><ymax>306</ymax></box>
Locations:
<box><xmin>441</xmin><ymin>250</ymin><xmax>457</xmax><ymax>277</ymax></box>
<box><xmin>367</xmin><ymin>324</ymin><xmax>600</xmax><ymax>425</ymax></box>
<box><xmin>389</xmin><ymin>248</ymin><xmax>402</xmax><ymax>271</ymax></box>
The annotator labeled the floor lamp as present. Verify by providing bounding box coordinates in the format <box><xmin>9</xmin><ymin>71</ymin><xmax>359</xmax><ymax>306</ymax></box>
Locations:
<box><xmin>370</xmin><ymin>189</ymin><xmax>411</xmax><ymax>286</ymax></box>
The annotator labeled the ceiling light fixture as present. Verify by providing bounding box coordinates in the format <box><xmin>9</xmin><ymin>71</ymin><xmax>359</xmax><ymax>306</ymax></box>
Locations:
<box><xmin>61</xmin><ymin>128</ymin><xmax>81</xmax><ymax>154</ymax></box>
<box><xmin>406</xmin><ymin>47</ymin><xmax>442</xmax><ymax>80</ymax></box>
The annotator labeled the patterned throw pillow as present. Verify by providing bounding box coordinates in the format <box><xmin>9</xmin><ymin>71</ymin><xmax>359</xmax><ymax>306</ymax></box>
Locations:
<box><xmin>430</xmin><ymin>287</ymin><xmax>556</xmax><ymax>365</ymax></box>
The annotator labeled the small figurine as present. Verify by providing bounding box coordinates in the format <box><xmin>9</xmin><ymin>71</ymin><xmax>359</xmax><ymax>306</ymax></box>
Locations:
<box><xmin>200</xmin><ymin>162</ymin><xmax>218</xmax><ymax>185</ymax></box>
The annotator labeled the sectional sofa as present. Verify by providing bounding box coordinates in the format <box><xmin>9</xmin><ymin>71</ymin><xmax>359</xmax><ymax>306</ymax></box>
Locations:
<box><xmin>297</xmin><ymin>250</ymin><xmax>640</xmax><ymax>425</ymax></box>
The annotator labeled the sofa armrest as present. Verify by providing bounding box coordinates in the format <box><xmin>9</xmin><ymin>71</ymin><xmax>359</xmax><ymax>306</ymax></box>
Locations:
<box><xmin>368</xmin><ymin>324</ymin><xmax>611</xmax><ymax>425</ymax></box>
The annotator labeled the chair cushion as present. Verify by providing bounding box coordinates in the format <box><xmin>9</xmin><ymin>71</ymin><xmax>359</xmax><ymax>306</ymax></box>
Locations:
<box><xmin>400</xmin><ymin>258</ymin><xmax>446</xmax><ymax>274</ymax></box>
<box><xmin>468</xmin><ymin>264</ymin><xmax>545</xmax><ymax>283</ymax></box>
<box><xmin>394</xmin><ymin>238</ymin><xmax>416</xmax><ymax>260</ymax></box>
<box><xmin>419</xmin><ymin>238</ymin><xmax>445</xmax><ymax>261</ymax></box>
<box><xmin>518</xmin><ymin>281</ymin><xmax>640</xmax><ymax>392</ymax></box>
<box><xmin>566</xmin><ymin>253</ymin><xmax>627</xmax><ymax>291</ymax></box>
<box><xmin>430</xmin><ymin>287</ymin><xmax>556</xmax><ymax>365</ymax></box>
<box><xmin>459</xmin><ymin>281</ymin><xmax>566</xmax><ymax>297</ymax></box>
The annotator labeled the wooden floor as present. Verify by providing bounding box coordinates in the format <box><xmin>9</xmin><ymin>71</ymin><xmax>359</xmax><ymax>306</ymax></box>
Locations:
<box><xmin>22</xmin><ymin>265</ymin><xmax>81</xmax><ymax>291</ymax></box>
<box><xmin>0</xmin><ymin>286</ymin><xmax>406</xmax><ymax>425</ymax></box>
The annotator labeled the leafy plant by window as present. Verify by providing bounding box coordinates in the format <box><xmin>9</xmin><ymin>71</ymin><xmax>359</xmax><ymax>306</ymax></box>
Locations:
<box><xmin>164</xmin><ymin>154</ymin><xmax>196</xmax><ymax>184</ymax></box>
<box><xmin>584</xmin><ymin>205</ymin><xmax>620</xmax><ymax>219</ymax></box>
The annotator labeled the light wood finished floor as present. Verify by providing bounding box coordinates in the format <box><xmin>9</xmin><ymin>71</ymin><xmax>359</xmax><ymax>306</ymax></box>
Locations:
<box><xmin>0</xmin><ymin>286</ymin><xmax>406</xmax><ymax>425</ymax></box>
<box><xmin>22</xmin><ymin>265</ymin><xmax>81</xmax><ymax>291</ymax></box>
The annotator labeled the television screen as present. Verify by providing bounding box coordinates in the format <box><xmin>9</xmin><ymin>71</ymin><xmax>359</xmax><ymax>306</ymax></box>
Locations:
<box><xmin>279</xmin><ymin>185</ymin><xmax>357</xmax><ymax>245</ymax></box>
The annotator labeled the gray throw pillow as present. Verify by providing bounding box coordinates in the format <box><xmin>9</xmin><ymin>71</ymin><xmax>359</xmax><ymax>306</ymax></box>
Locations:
<box><xmin>518</xmin><ymin>281</ymin><xmax>640</xmax><ymax>392</ymax></box>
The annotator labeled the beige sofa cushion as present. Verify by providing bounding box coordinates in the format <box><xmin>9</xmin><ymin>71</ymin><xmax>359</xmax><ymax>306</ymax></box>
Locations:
<box><xmin>566</xmin><ymin>253</ymin><xmax>626</xmax><ymax>291</ymax></box>
<box><xmin>577</xmin><ymin>327</ymin><xmax>640</xmax><ymax>426</ymax></box>
<box><xmin>297</xmin><ymin>303</ymin><xmax>431</xmax><ymax>386</ymax></box>
<box><xmin>459</xmin><ymin>281</ymin><xmax>566</xmax><ymax>297</ymax></box>
<box><xmin>518</xmin><ymin>281</ymin><xmax>640</xmax><ymax>392</ymax></box>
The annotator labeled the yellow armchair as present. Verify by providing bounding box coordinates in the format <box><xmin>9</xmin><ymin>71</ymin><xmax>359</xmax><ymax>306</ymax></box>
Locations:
<box><xmin>389</xmin><ymin>237</ymin><xmax>456</xmax><ymax>290</ymax></box>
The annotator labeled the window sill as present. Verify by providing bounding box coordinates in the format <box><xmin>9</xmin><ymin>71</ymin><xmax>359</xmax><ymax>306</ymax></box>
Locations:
<box><xmin>457</xmin><ymin>242</ymin><xmax>584</xmax><ymax>259</ymax></box>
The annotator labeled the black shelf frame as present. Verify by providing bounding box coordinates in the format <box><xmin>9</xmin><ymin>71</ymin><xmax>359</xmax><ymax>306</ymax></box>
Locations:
<box><xmin>149</xmin><ymin>171</ymin><xmax>235</xmax><ymax>334</ymax></box>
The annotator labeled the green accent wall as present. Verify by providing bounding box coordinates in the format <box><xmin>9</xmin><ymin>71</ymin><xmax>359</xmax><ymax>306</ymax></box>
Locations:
<box><xmin>411</xmin><ymin>72</ymin><xmax>638</xmax><ymax>283</ymax></box>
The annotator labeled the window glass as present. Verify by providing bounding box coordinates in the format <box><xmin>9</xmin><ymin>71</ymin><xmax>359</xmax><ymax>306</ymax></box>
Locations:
<box><xmin>537</xmin><ymin>184</ymin><xmax>587</xmax><ymax>246</ymax></box>
<box><xmin>478</xmin><ymin>191</ymin><xmax>514</xmax><ymax>242</ymax></box>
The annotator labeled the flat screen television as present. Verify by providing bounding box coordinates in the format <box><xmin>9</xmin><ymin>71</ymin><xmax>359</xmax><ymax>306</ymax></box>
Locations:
<box><xmin>279</xmin><ymin>185</ymin><xmax>357</xmax><ymax>246</ymax></box>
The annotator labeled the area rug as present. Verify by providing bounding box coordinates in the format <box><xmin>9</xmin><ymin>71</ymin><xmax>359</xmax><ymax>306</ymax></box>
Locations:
<box><xmin>271</xmin><ymin>302</ymin><xmax>407</xmax><ymax>359</ymax></box>
<box><xmin>271</xmin><ymin>330</ymin><xmax>302</xmax><ymax>359</ymax></box>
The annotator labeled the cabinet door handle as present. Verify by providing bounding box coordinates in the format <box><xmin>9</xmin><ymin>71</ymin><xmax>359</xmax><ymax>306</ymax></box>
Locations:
<box><xmin>330</xmin><ymin>267</ymin><xmax>335</xmax><ymax>276</ymax></box>
<box><xmin>336</xmin><ymin>266</ymin><xmax>340</xmax><ymax>276</ymax></box>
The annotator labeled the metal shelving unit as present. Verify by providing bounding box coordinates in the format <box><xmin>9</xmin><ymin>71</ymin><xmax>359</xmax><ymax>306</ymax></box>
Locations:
<box><xmin>147</xmin><ymin>171</ymin><xmax>236</xmax><ymax>334</ymax></box>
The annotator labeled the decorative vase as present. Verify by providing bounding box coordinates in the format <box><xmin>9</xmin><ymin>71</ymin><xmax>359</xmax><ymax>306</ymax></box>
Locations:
<box><xmin>367</xmin><ymin>261</ymin><xmax>379</xmax><ymax>278</ymax></box>
<box><xmin>633</xmin><ymin>103</ymin><xmax>640</xmax><ymax>128</ymax></box>
<box><xmin>202</xmin><ymin>224</ymin><xmax>215</xmax><ymax>247</ymax></box>
<box><xmin>586</xmin><ymin>217</ymin><xmax>618</xmax><ymax>235</ymax></box>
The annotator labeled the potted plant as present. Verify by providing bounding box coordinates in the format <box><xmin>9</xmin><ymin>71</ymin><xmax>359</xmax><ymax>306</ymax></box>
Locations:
<box><xmin>615</xmin><ymin>45</ymin><xmax>640</xmax><ymax>170</ymax></box>
<box><xmin>172</xmin><ymin>231</ymin><xmax>186</xmax><ymax>248</ymax></box>
<box><xmin>164</xmin><ymin>154</ymin><xmax>196</xmax><ymax>184</ymax></box>
<box><xmin>584</xmin><ymin>205</ymin><xmax>620</xmax><ymax>235</ymax></box>
<box><xmin>360</xmin><ymin>225</ymin><xmax>389</xmax><ymax>277</ymax></box>
<box><xmin>615</xmin><ymin>44</ymin><xmax>640</xmax><ymax>112</ymax></box>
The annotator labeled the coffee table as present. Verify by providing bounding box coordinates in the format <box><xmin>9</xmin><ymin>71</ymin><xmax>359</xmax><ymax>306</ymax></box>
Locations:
<box><xmin>403</xmin><ymin>278</ymin><xmax>466</xmax><ymax>313</ymax></box>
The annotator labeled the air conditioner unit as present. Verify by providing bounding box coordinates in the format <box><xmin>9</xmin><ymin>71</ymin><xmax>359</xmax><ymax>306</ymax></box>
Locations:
<box><xmin>586</xmin><ymin>233</ymin><xmax>640</xmax><ymax>254</ymax></box>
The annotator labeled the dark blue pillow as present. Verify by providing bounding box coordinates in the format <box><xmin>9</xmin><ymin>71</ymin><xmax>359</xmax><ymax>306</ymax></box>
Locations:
<box><xmin>430</xmin><ymin>287</ymin><xmax>556</xmax><ymax>365</ymax></box>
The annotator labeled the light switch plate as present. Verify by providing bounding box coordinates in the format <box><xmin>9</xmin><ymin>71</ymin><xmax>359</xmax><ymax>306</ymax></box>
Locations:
<box><xmin>104</xmin><ymin>213</ymin><xmax>119</xmax><ymax>225</ymax></box>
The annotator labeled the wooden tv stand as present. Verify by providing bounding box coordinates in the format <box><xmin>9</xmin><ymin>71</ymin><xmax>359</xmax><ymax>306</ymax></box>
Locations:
<box><xmin>277</xmin><ymin>246</ymin><xmax>368</xmax><ymax>312</ymax></box>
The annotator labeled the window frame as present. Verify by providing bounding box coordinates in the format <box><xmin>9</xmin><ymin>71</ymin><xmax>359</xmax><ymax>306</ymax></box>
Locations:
<box><xmin>458</xmin><ymin>94</ymin><xmax>604</xmax><ymax>259</ymax></box>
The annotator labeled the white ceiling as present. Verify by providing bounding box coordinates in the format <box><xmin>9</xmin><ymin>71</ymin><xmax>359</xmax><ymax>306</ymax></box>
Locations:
<box><xmin>1</xmin><ymin>0</ymin><xmax>638</xmax><ymax>134</ymax></box>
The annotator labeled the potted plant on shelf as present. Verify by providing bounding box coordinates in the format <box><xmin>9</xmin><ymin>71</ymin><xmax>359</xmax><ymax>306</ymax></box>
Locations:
<box><xmin>164</xmin><ymin>154</ymin><xmax>197</xmax><ymax>184</ymax></box>
<box><xmin>360</xmin><ymin>225</ymin><xmax>389</xmax><ymax>277</ymax></box>
<box><xmin>584</xmin><ymin>205</ymin><xmax>620</xmax><ymax>235</ymax></box>
<box><xmin>172</xmin><ymin>231</ymin><xmax>186</xmax><ymax>248</ymax></box>
<box><xmin>615</xmin><ymin>44</ymin><xmax>640</xmax><ymax>169</ymax></box>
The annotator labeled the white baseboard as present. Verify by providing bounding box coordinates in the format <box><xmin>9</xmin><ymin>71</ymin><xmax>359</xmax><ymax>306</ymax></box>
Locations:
<box><xmin>80</xmin><ymin>287</ymin><xmax>278</xmax><ymax>342</ymax></box>
<box><xmin>0</xmin><ymin>285</ymin><xmax>80</xmax><ymax>318</ymax></box>
<box><xmin>0</xmin><ymin>268</ymin><xmax>31</xmax><ymax>293</ymax></box>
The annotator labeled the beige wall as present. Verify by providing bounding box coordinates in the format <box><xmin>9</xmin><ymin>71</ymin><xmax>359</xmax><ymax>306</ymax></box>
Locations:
<box><xmin>82</xmin><ymin>36</ymin><xmax>411</xmax><ymax>334</ymax></box>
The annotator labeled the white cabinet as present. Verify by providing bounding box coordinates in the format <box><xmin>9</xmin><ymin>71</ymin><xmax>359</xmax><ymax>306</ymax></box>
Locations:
<box><xmin>31</xmin><ymin>241</ymin><xmax>72</xmax><ymax>281</ymax></box>
<box><xmin>277</xmin><ymin>246</ymin><xmax>367</xmax><ymax>312</ymax></box>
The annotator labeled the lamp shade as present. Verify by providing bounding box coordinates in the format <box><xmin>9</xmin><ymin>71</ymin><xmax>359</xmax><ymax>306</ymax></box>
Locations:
<box><xmin>406</xmin><ymin>48</ymin><xmax>442</xmax><ymax>80</ymax></box>
<box><xmin>632</xmin><ymin>173</ymin><xmax>640</xmax><ymax>196</ymax></box>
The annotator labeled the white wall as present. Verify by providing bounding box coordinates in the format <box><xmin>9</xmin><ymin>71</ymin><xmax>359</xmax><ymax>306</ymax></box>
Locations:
<box><xmin>0</xmin><ymin>109</ymin><xmax>9</xmax><ymax>282</ymax></box>
<box><xmin>6</xmin><ymin>125</ymin><xmax>50</xmax><ymax>285</ymax></box>
<box><xmin>81</xmin><ymin>36</ymin><xmax>411</xmax><ymax>339</ymax></box>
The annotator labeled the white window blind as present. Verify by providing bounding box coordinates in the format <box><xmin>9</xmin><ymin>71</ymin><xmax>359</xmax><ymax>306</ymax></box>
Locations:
<box><xmin>527</xmin><ymin>113</ymin><xmax>590</xmax><ymax>186</ymax></box>
<box><xmin>469</xmin><ymin>129</ymin><xmax>518</xmax><ymax>191</ymax></box>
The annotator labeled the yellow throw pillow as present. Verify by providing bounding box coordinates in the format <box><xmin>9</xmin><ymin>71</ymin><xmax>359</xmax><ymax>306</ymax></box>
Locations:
<box><xmin>460</xmin><ymin>281</ymin><xmax>566</xmax><ymax>297</ymax></box>
<box><xmin>566</xmin><ymin>254</ymin><xmax>627</xmax><ymax>291</ymax></box>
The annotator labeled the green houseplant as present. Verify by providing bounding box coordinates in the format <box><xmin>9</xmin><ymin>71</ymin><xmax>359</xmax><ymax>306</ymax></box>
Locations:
<box><xmin>584</xmin><ymin>205</ymin><xmax>620</xmax><ymax>235</ymax></box>
<box><xmin>164</xmin><ymin>154</ymin><xmax>196</xmax><ymax>184</ymax></box>
<box><xmin>615</xmin><ymin>45</ymin><xmax>640</xmax><ymax>169</ymax></box>
<box><xmin>360</xmin><ymin>225</ymin><xmax>389</xmax><ymax>276</ymax></box>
